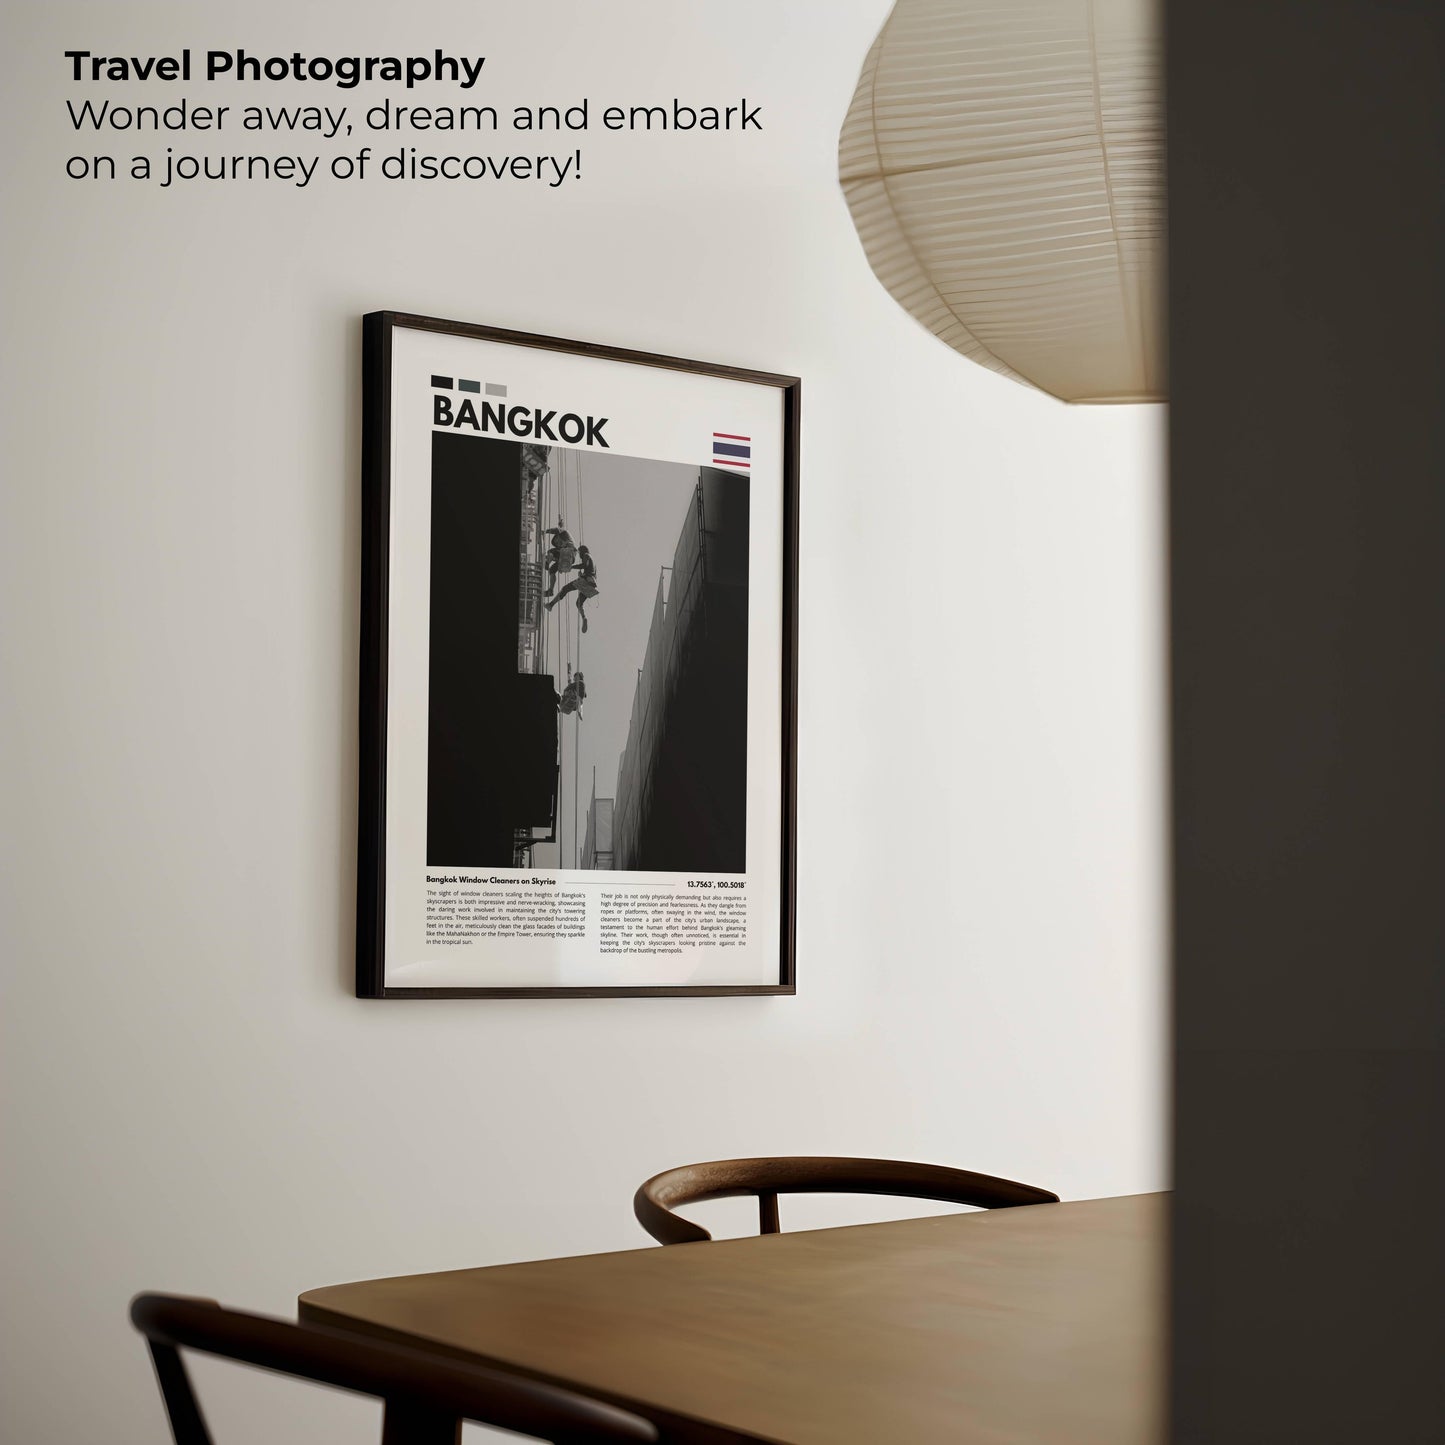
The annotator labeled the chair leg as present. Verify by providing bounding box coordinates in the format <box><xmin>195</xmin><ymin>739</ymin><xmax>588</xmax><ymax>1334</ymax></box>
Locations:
<box><xmin>147</xmin><ymin>1342</ymin><xmax>213</xmax><ymax>1445</ymax></box>
<box><xmin>759</xmin><ymin>1190</ymin><xmax>781</xmax><ymax>1234</ymax></box>
<box><xmin>381</xmin><ymin>1400</ymin><xmax>461</xmax><ymax>1445</ymax></box>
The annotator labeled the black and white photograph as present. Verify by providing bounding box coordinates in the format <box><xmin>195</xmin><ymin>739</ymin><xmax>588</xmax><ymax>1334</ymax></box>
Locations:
<box><xmin>427</xmin><ymin>436</ymin><xmax>750</xmax><ymax>877</ymax></box>
<box><xmin>358</xmin><ymin>312</ymin><xmax>799</xmax><ymax>997</ymax></box>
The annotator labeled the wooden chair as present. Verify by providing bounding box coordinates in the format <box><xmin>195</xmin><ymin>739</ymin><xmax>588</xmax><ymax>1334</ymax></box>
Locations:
<box><xmin>130</xmin><ymin>1293</ymin><xmax>659</xmax><ymax>1445</ymax></box>
<box><xmin>634</xmin><ymin>1156</ymin><xmax>1059</xmax><ymax>1245</ymax></box>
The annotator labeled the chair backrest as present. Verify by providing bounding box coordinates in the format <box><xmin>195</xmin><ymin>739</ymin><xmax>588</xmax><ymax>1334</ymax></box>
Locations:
<box><xmin>130</xmin><ymin>1294</ymin><xmax>658</xmax><ymax>1445</ymax></box>
<box><xmin>634</xmin><ymin>1156</ymin><xmax>1059</xmax><ymax>1245</ymax></box>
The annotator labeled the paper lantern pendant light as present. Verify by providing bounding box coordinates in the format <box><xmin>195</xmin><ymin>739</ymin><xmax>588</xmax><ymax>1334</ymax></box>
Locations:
<box><xmin>839</xmin><ymin>0</ymin><xmax>1164</xmax><ymax>403</ymax></box>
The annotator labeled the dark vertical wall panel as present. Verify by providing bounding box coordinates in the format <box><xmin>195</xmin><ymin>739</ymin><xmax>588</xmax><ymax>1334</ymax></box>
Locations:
<box><xmin>427</xmin><ymin>432</ymin><xmax>523</xmax><ymax>866</ymax></box>
<box><xmin>612</xmin><ymin>472</ymin><xmax>750</xmax><ymax>873</ymax></box>
<box><xmin>1168</xmin><ymin>0</ymin><xmax>1445</xmax><ymax>1440</ymax></box>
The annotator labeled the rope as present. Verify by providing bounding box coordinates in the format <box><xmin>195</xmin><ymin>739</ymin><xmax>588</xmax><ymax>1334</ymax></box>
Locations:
<box><xmin>537</xmin><ymin>464</ymin><xmax>547</xmax><ymax>678</ymax></box>
<box><xmin>573</xmin><ymin>453</ymin><xmax>583</xmax><ymax>868</ymax></box>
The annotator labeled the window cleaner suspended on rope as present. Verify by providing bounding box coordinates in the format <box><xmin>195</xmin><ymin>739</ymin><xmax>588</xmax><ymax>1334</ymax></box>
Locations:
<box><xmin>558</xmin><ymin>669</ymin><xmax>586</xmax><ymax>717</ymax></box>
<box><xmin>545</xmin><ymin>545</ymin><xmax>598</xmax><ymax>633</ymax></box>
<box><xmin>541</xmin><ymin>522</ymin><xmax>577</xmax><ymax>595</ymax></box>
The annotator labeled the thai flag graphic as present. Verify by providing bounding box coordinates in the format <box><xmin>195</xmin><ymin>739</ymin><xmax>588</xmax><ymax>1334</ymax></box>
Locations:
<box><xmin>712</xmin><ymin>432</ymin><xmax>751</xmax><ymax>469</ymax></box>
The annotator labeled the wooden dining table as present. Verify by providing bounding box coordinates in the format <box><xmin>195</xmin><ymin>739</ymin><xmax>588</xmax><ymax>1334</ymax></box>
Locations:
<box><xmin>299</xmin><ymin>1191</ymin><xmax>1165</xmax><ymax>1444</ymax></box>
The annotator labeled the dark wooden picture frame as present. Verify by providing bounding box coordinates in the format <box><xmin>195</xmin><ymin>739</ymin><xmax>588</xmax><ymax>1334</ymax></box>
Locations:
<box><xmin>356</xmin><ymin>312</ymin><xmax>800</xmax><ymax>999</ymax></box>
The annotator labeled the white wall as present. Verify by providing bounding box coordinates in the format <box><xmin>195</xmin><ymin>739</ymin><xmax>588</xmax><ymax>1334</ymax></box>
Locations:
<box><xmin>0</xmin><ymin>3</ymin><xmax>1166</xmax><ymax>1441</ymax></box>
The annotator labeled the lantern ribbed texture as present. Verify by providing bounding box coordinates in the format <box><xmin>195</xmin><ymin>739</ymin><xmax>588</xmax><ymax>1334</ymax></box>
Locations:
<box><xmin>839</xmin><ymin>0</ymin><xmax>1164</xmax><ymax>403</ymax></box>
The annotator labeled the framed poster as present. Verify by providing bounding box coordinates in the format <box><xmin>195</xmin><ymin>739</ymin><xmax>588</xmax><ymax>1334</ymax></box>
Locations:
<box><xmin>356</xmin><ymin>312</ymin><xmax>799</xmax><ymax>998</ymax></box>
